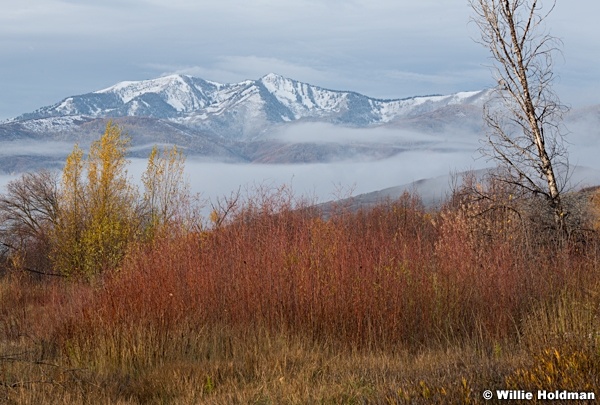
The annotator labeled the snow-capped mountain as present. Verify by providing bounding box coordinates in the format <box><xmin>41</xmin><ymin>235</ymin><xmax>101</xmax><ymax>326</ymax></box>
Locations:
<box><xmin>10</xmin><ymin>73</ymin><xmax>489</xmax><ymax>140</ymax></box>
<box><xmin>0</xmin><ymin>73</ymin><xmax>500</xmax><ymax>172</ymax></box>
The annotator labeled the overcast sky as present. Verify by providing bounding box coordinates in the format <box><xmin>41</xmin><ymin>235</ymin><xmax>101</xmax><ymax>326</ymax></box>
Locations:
<box><xmin>1</xmin><ymin>0</ymin><xmax>598</xmax><ymax>121</ymax></box>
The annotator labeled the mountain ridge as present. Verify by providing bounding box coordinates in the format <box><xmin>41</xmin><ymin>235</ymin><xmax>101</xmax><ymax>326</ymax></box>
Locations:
<box><xmin>7</xmin><ymin>73</ymin><xmax>489</xmax><ymax>139</ymax></box>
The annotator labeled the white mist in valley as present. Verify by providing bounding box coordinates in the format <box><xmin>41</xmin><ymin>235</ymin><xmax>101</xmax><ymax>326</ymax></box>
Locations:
<box><xmin>2</xmin><ymin>115</ymin><xmax>600</xmax><ymax>216</ymax></box>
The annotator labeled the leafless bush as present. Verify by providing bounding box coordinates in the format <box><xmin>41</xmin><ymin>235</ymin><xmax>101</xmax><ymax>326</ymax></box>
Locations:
<box><xmin>0</xmin><ymin>170</ymin><xmax>59</xmax><ymax>276</ymax></box>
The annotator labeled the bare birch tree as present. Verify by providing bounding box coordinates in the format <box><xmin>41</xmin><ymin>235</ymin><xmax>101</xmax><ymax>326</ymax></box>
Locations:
<box><xmin>470</xmin><ymin>0</ymin><xmax>569</xmax><ymax>231</ymax></box>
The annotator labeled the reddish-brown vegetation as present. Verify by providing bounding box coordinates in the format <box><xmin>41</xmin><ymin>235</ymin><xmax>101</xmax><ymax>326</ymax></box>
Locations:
<box><xmin>2</xmin><ymin>185</ymin><xmax>600</xmax><ymax>403</ymax></box>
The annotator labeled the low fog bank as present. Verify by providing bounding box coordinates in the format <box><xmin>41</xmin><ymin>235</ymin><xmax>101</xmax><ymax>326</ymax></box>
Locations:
<box><xmin>267</xmin><ymin>122</ymin><xmax>445</xmax><ymax>145</ymax></box>
<box><xmin>264</xmin><ymin>122</ymin><xmax>482</xmax><ymax>154</ymax></box>
<box><xmin>0</xmin><ymin>141</ymin><xmax>76</xmax><ymax>156</ymax></box>
<box><xmin>0</xmin><ymin>113</ymin><xmax>599</xmax><ymax>215</ymax></box>
<box><xmin>2</xmin><ymin>155</ymin><xmax>600</xmax><ymax>218</ymax></box>
<box><xmin>128</xmin><ymin>145</ymin><xmax>488</xmax><ymax>209</ymax></box>
<box><xmin>172</xmin><ymin>118</ymin><xmax>600</xmax><ymax>208</ymax></box>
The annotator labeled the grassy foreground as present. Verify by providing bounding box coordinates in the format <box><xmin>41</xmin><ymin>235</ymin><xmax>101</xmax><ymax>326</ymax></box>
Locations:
<box><xmin>1</xmin><ymin>192</ymin><xmax>599</xmax><ymax>404</ymax></box>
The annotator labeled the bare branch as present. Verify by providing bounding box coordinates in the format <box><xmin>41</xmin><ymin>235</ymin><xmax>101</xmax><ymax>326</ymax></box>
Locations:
<box><xmin>470</xmin><ymin>0</ymin><xmax>569</xmax><ymax>232</ymax></box>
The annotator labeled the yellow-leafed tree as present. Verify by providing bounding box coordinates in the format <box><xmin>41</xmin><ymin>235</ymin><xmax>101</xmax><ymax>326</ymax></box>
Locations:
<box><xmin>141</xmin><ymin>144</ymin><xmax>192</xmax><ymax>238</ymax></box>
<box><xmin>82</xmin><ymin>122</ymin><xmax>139</xmax><ymax>274</ymax></box>
<box><xmin>52</xmin><ymin>144</ymin><xmax>86</xmax><ymax>276</ymax></box>
<box><xmin>53</xmin><ymin>122</ymin><xmax>139</xmax><ymax>277</ymax></box>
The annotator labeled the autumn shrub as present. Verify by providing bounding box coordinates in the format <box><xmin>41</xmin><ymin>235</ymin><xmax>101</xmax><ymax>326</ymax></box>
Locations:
<box><xmin>432</xmin><ymin>173</ymin><xmax>600</xmax><ymax>346</ymax></box>
<box><xmin>52</xmin><ymin>183</ymin><xmax>599</xmax><ymax>356</ymax></box>
<box><xmin>49</xmin><ymin>192</ymin><xmax>432</xmax><ymax>356</ymax></box>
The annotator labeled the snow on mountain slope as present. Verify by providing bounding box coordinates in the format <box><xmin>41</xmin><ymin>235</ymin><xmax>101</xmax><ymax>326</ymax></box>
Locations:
<box><xmin>259</xmin><ymin>73</ymin><xmax>346</xmax><ymax>119</ymax></box>
<box><xmin>10</xmin><ymin>73</ymin><xmax>490</xmax><ymax>140</ymax></box>
<box><xmin>18</xmin><ymin>115</ymin><xmax>93</xmax><ymax>134</ymax></box>
<box><xmin>95</xmin><ymin>74</ymin><xmax>216</xmax><ymax>113</ymax></box>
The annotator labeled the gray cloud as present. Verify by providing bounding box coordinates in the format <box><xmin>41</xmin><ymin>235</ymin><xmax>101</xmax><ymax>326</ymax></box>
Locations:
<box><xmin>1</xmin><ymin>0</ymin><xmax>598</xmax><ymax>122</ymax></box>
<box><xmin>0</xmin><ymin>0</ymin><xmax>486</xmax><ymax>120</ymax></box>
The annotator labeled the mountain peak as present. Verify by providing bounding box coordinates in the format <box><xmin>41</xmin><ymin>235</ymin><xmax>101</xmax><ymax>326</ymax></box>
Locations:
<box><xmin>95</xmin><ymin>74</ymin><xmax>189</xmax><ymax>96</ymax></box>
<box><xmin>261</xmin><ymin>72</ymin><xmax>286</xmax><ymax>81</ymax></box>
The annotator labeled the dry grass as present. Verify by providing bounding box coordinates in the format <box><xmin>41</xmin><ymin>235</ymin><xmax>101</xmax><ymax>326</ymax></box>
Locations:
<box><xmin>2</xmin><ymin>189</ymin><xmax>600</xmax><ymax>404</ymax></box>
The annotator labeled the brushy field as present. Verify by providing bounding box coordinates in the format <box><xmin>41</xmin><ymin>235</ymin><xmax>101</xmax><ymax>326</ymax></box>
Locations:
<box><xmin>1</xmin><ymin>190</ymin><xmax>600</xmax><ymax>404</ymax></box>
